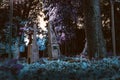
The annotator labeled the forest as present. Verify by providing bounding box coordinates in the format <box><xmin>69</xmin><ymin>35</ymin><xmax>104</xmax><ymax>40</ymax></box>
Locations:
<box><xmin>0</xmin><ymin>0</ymin><xmax>120</xmax><ymax>80</ymax></box>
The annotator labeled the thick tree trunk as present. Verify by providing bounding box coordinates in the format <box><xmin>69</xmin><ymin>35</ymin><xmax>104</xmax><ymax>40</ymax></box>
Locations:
<box><xmin>83</xmin><ymin>0</ymin><xmax>107</xmax><ymax>59</ymax></box>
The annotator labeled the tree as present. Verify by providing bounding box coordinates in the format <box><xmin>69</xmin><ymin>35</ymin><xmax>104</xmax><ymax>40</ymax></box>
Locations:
<box><xmin>83</xmin><ymin>0</ymin><xmax>107</xmax><ymax>59</ymax></box>
<box><xmin>8</xmin><ymin>0</ymin><xmax>13</xmax><ymax>59</ymax></box>
<box><xmin>110</xmin><ymin>0</ymin><xmax>116</xmax><ymax>56</ymax></box>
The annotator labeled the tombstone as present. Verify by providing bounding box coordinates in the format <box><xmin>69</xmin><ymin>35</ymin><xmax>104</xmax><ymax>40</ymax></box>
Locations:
<box><xmin>31</xmin><ymin>24</ymin><xmax>39</xmax><ymax>63</ymax></box>
<box><xmin>0</xmin><ymin>43</ymin><xmax>5</xmax><ymax>54</ymax></box>
<box><xmin>12</xmin><ymin>42</ymin><xmax>19</xmax><ymax>59</ymax></box>
<box><xmin>19</xmin><ymin>44</ymin><xmax>25</xmax><ymax>53</ymax></box>
<box><xmin>48</xmin><ymin>23</ymin><xmax>61</xmax><ymax>59</ymax></box>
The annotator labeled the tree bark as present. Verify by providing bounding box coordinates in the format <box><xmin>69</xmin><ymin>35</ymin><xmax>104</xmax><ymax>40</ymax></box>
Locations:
<box><xmin>8</xmin><ymin>0</ymin><xmax>13</xmax><ymax>59</ymax></box>
<box><xmin>110</xmin><ymin>0</ymin><xmax>116</xmax><ymax>56</ymax></box>
<box><xmin>83</xmin><ymin>0</ymin><xmax>107</xmax><ymax>59</ymax></box>
<box><xmin>27</xmin><ymin>44</ymin><xmax>31</xmax><ymax>63</ymax></box>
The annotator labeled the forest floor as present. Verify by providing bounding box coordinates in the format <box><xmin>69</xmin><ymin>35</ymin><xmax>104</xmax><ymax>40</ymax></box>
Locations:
<box><xmin>0</xmin><ymin>56</ymin><xmax>120</xmax><ymax>80</ymax></box>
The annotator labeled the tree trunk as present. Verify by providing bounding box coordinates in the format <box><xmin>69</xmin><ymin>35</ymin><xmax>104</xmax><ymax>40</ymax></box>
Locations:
<box><xmin>27</xmin><ymin>33</ymin><xmax>32</xmax><ymax>63</ymax></box>
<box><xmin>8</xmin><ymin>0</ymin><xmax>13</xmax><ymax>59</ymax></box>
<box><xmin>31</xmin><ymin>24</ymin><xmax>39</xmax><ymax>63</ymax></box>
<box><xmin>110</xmin><ymin>0</ymin><xmax>116</xmax><ymax>56</ymax></box>
<box><xmin>27</xmin><ymin>44</ymin><xmax>31</xmax><ymax>63</ymax></box>
<box><xmin>83</xmin><ymin>0</ymin><xmax>107</xmax><ymax>59</ymax></box>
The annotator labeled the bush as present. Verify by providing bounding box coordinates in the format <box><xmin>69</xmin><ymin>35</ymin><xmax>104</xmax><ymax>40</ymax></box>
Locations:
<box><xmin>1</xmin><ymin>57</ymin><xmax>120</xmax><ymax>80</ymax></box>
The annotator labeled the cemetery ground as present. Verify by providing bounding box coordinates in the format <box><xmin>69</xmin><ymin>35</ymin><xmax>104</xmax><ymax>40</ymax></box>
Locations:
<box><xmin>0</xmin><ymin>55</ymin><xmax>120</xmax><ymax>80</ymax></box>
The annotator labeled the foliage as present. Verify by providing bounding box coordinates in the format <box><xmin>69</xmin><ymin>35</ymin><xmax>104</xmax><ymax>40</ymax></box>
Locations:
<box><xmin>0</xmin><ymin>59</ymin><xmax>24</xmax><ymax>80</ymax></box>
<box><xmin>37</xmin><ymin>37</ymin><xmax>47</xmax><ymax>51</ymax></box>
<box><xmin>1</xmin><ymin>57</ymin><xmax>120</xmax><ymax>80</ymax></box>
<box><xmin>17</xmin><ymin>57</ymin><xmax>120</xmax><ymax>80</ymax></box>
